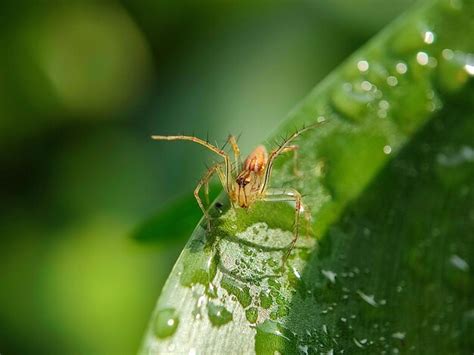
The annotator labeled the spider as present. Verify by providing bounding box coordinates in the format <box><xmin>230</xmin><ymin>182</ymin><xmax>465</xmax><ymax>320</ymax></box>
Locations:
<box><xmin>152</xmin><ymin>123</ymin><xmax>319</xmax><ymax>257</ymax></box>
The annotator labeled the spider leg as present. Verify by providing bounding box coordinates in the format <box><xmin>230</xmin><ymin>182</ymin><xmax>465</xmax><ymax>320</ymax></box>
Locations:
<box><xmin>151</xmin><ymin>135</ymin><xmax>233</xmax><ymax>192</ymax></box>
<box><xmin>259</xmin><ymin>122</ymin><xmax>324</xmax><ymax>194</ymax></box>
<box><xmin>194</xmin><ymin>164</ymin><xmax>221</xmax><ymax>231</ymax></box>
<box><xmin>262</xmin><ymin>187</ymin><xmax>311</xmax><ymax>263</ymax></box>
<box><xmin>227</xmin><ymin>134</ymin><xmax>241</xmax><ymax>170</ymax></box>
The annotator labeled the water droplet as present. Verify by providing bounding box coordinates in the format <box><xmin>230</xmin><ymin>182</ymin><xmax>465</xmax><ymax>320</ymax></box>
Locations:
<box><xmin>322</xmin><ymin>269</ymin><xmax>337</xmax><ymax>284</ymax></box>
<box><xmin>207</xmin><ymin>302</ymin><xmax>233</xmax><ymax>327</ymax></box>
<box><xmin>464</xmin><ymin>63</ymin><xmax>474</xmax><ymax>76</ymax></box>
<box><xmin>383</xmin><ymin>145</ymin><xmax>392</xmax><ymax>155</ymax></box>
<box><xmin>449</xmin><ymin>254</ymin><xmax>469</xmax><ymax>271</ymax></box>
<box><xmin>180</xmin><ymin>241</ymin><xmax>217</xmax><ymax>287</ymax></box>
<box><xmin>357</xmin><ymin>290</ymin><xmax>378</xmax><ymax>307</ymax></box>
<box><xmin>361</xmin><ymin>80</ymin><xmax>373</xmax><ymax>91</ymax></box>
<box><xmin>353</xmin><ymin>337</ymin><xmax>366</xmax><ymax>348</ymax></box>
<box><xmin>245</xmin><ymin>307</ymin><xmax>258</xmax><ymax>324</ymax></box>
<box><xmin>221</xmin><ymin>275</ymin><xmax>252</xmax><ymax>308</ymax></box>
<box><xmin>416</xmin><ymin>52</ymin><xmax>429</xmax><ymax>66</ymax></box>
<box><xmin>298</xmin><ymin>344</ymin><xmax>309</xmax><ymax>355</ymax></box>
<box><xmin>386</xmin><ymin>76</ymin><xmax>398</xmax><ymax>86</ymax></box>
<box><xmin>291</xmin><ymin>266</ymin><xmax>302</xmax><ymax>280</ymax></box>
<box><xmin>154</xmin><ymin>308</ymin><xmax>179</xmax><ymax>339</ymax></box>
<box><xmin>392</xmin><ymin>332</ymin><xmax>406</xmax><ymax>340</ymax></box>
<box><xmin>423</xmin><ymin>31</ymin><xmax>435</xmax><ymax>44</ymax></box>
<box><xmin>442</xmin><ymin>48</ymin><xmax>454</xmax><ymax>60</ymax></box>
<box><xmin>357</xmin><ymin>60</ymin><xmax>369</xmax><ymax>72</ymax></box>
<box><xmin>259</xmin><ymin>291</ymin><xmax>272</xmax><ymax>309</ymax></box>
<box><xmin>395</xmin><ymin>62</ymin><xmax>408</xmax><ymax>74</ymax></box>
<box><xmin>437</xmin><ymin>146</ymin><xmax>474</xmax><ymax>167</ymax></box>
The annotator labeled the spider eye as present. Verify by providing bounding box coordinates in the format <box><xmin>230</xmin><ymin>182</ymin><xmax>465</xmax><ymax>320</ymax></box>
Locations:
<box><xmin>236</xmin><ymin>176</ymin><xmax>249</xmax><ymax>187</ymax></box>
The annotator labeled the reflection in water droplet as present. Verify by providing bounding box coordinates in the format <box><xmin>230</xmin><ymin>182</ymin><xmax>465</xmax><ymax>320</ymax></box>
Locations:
<box><xmin>154</xmin><ymin>308</ymin><xmax>180</xmax><ymax>339</ymax></box>
<box><xmin>449</xmin><ymin>254</ymin><xmax>469</xmax><ymax>271</ymax></box>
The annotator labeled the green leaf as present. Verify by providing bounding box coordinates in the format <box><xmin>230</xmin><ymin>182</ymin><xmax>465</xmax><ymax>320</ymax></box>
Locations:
<box><xmin>140</xmin><ymin>1</ymin><xmax>474</xmax><ymax>353</ymax></box>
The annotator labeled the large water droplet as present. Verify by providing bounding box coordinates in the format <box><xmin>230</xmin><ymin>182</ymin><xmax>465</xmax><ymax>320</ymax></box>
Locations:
<box><xmin>207</xmin><ymin>302</ymin><xmax>233</xmax><ymax>327</ymax></box>
<box><xmin>180</xmin><ymin>239</ymin><xmax>217</xmax><ymax>287</ymax></box>
<box><xmin>154</xmin><ymin>308</ymin><xmax>179</xmax><ymax>339</ymax></box>
<box><xmin>245</xmin><ymin>307</ymin><xmax>258</xmax><ymax>324</ymax></box>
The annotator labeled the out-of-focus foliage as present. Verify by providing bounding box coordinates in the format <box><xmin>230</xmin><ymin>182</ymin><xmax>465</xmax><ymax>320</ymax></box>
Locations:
<box><xmin>0</xmin><ymin>0</ymin><xmax>438</xmax><ymax>353</ymax></box>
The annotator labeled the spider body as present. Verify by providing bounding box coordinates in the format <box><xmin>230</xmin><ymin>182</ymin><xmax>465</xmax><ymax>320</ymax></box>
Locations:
<box><xmin>233</xmin><ymin>145</ymin><xmax>267</xmax><ymax>208</ymax></box>
<box><xmin>152</xmin><ymin>123</ymin><xmax>320</xmax><ymax>257</ymax></box>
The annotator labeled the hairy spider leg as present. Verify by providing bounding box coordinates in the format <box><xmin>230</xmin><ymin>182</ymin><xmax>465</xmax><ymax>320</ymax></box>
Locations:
<box><xmin>194</xmin><ymin>163</ymin><xmax>224</xmax><ymax>230</ymax></box>
<box><xmin>259</xmin><ymin>123</ymin><xmax>322</xmax><ymax>195</ymax></box>
<box><xmin>262</xmin><ymin>187</ymin><xmax>310</xmax><ymax>262</ymax></box>
<box><xmin>151</xmin><ymin>135</ymin><xmax>233</xmax><ymax>192</ymax></box>
<box><xmin>226</xmin><ymin>134</ymin><xmax>241</xmax><ymax>171</ymax></box>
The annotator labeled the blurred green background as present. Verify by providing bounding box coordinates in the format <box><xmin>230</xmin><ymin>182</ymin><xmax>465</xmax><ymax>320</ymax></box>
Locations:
<box><xmin>0</xmin><ymin>0</ymin><xmax>416</xmax><ymax>353</ymax></box>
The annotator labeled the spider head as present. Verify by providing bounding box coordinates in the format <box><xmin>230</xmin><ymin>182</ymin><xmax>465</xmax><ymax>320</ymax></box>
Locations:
<box><xmin>236</xmin><ymin>174</ymin><xmax>251</xmax><ymax>187</ymax></box>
